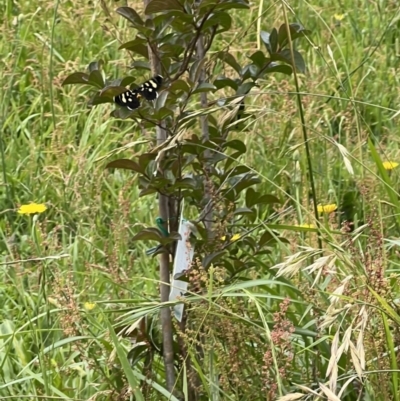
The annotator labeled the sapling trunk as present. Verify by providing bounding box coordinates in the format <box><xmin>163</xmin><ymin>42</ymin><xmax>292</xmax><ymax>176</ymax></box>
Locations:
<box><xmin>142</xmin><ymin>0</ymin><xmax>176</xmax><ymax>391</ymax></box>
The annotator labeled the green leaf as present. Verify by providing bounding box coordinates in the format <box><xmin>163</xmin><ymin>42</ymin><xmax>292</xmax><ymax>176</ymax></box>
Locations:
<box><xmin>152</xmin><ymin>107</ymin><xmax>174</xmax><ymax>120</ymax></box>
<box><xmin>174</xmin><ymin>177</ymin><xmax>197</xmax><ymax>189</ymax></box>
<box><xmin>223</xmin><ymin>166</ymin><xmax>250</xmax><ymax>180</ymax></box>
<box><xmin>223</xmin><ymin>139</ymin><xmax>246</xmax><ymax>153</ymax></box>
<box><xmin>260</xmin><ymin>29</ymin><xmax>278</xmax><ymax>54</ymax></box>
<box><xmin>256</xmin><ymin>194</ymin><xmax>280</xmax><ymax>205</ymax></box>
<box><xmin>232</xmin><ymin>207</ymin><xmax>254</xmax><ymax>216</ymax></box>
<box><xmin>189</xmin><ymin>57</ymin><xmax>208</xmax><ymax>83</ymax></box>
<box><xmin>145</xmin><ymin>0</ymin><xmax>184</xmax><ymax>14</ymax></box>
<box><xmin>121</xmin><ymin>76</ymin><xmax>136</xmax><ymax>87</ymax></box>
<box><xmin>155</xmin><ymin>90</ymin><xmax>169</xmax><ymax>109</ymax></box>
<box><xmin>116</xmin><ymin>7</ymin><xmax>144</xmax><ymax>26</ymax></box>
<box><xmin>106</xmin><ymin>159</ymin><xmax>146</xmax><ymax>174</ymax></box>
<box><xmin>220</xmin><ymin>0</ymin><xmax>249</xmax><ymax>10</ymax></box>
<box><xmin>245</xmin><ymin>189</ymin><xmax>280</xmax><ymax>207</ymax></box>
<box><xmin>217</xmin><ymin>51</ymin><xmax>241</xmax><ymax>74</ymax></box>
<box><xmin>203</xmin><ymin>11</ymin><xmax>232</xmax><ymax>32</ymax></box>
<box><xmin>192</xmin><ymin>82</ymin><xmax>217</xmax><ymax>94</ymax></box>
<box><xmin>263</xmin><ymin>64</ymin><xmax>292</xmax><ymax>76</ymax></box>
<box><xmin>173</xmin><ymin>271</ymin><xmax>190</xmax><ymax>282</ymax></box>
<box><xmin>169</xmin><ymin>79</ymin><xmax>190</xmax><ymax>93</ymax></box>
<box><xmin>88</xmin><ymin>60</ymin><xmax>104</xmax><ymax>73</ymax></box>
<box><xmin>100</xmin><ymin>86</ymin><xmax>129</xmax><ymax>98</ymax></box>
<box><xmin>139</xmin><ymin>153</ymin><xmax>157</xmax><ymax>168</ymax></box>
<box><xmin>88</xmin><ymin>93</ymin><xmax>113</xmax><ymax>107</ymax></box>
<box><xmin>139</xmin><ymin>187</ymin><xmax>157</xmax><ymax>197</ymax></box>
<box><xmin>107</xmin><ymin>78</ymin><xmax>123</xmax><ymax>87</ymax></box>
<box><xmin>131</xmin><ymin>228</ymin><xmax>164</xmax><ymax>243</ymax></box>
<box><xmin>270</xmin><ymin>28</ymin><xmax>278</xmax><ymax>53</ymax></box>
<box><xmin>202</xmin><ymin>251</ymin><xmax>226</xmax><ymax>269</ymax></box>
<box><xmin>241</xmin><ymin>64</ymin><xmax>258</xmax><ymax>80</ymax></box>
<box><xmin>278</xmin><ymin>23</ymin><xmax>310</xmax><ymax>47</ymax></box>
<box><xmin>246</xmin><ymin>188</ymin><xmax>258</xmax><ymax>207</ymax></box>
<box><xmin>154</xmin><ymin>12</ymin><xmax>193</xmax><ymax>28</ymax></box>
<box><xmin>249</xmin><ymin>50</ymin><xmax>266</xmax><ymax>68</ymax></box>
<box><xmin>88</xmin><ymin>70</ymin><xmax>105</xmax><ymax>89</ymax></box>
<box><xmin>259</xmin><ymin>231</ymin><xmax>276</xmax><ymax>247</ymax></box>
<box><xmin>127</xmin><ymin>343</ymin><xmax>149</xmax><ymax>365</ymax></box>
<box><xmin>278</xmin><ymin>24</ymin><xmax>289</xmax><ymax>47</ymax></box>
<box><xmin>213</xmin><ymin>77</ymin><xmax>238</xmax><ymax>90</ymax></box>
<box><xmin>199</xmin><ymin>0</ymin><xmax>249</xmax><ymax>10</ymax></box>
<box><xmin>288</xmin><ymin>22</ymin><xmax>310</xmax><ymax>34</ymax></box>
<box><xmin>159</xmin><ymin>42</ymin><xmax>185</xmax><ymax>58</ymax></box>
<box><xmin>146</xmin><ymin>244</ymin><xmax>168</xmax><ymax>256</ymax></box>
<box><xmin>119</xmin><ymin>40</ymin><xmax>149</xmax><ymax>59</ymax></box>
<box><xmin>233</xmin><ymin>175</ymin><xmax>261</xmax><ymax>194</ymax></box>
<box><xmin>272</xmin><ymin>50</ymin><xmax>306</xmax><ymax>73</ymax></box>
<box><xmin>237</xmin><ymin>81</ymin><xmax>255</xmax><ymax>95</ymax></box>
<box><xmin>131</xmin><ymin>60</ymin><xmax>151</xmax><ymax>70</ymax></box>
<box><xmin>162</xmin><ymin>232</ymin><xmax>182</xmax><ymax>243</ymax></box>
<box><xmin>62</xmin><ymin>72</ymin><xmax>90</xmax><ymax>86</ymax></box>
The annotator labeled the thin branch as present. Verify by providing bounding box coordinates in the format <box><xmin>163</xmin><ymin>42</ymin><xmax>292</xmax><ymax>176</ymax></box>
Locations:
<box><xmin>171</xmin><ymin>4</ymin><xmax>219</xmax><ymax>82</ymax></box>
<box><xmin>203</xmin><ymin>25</ymin><xmax>218</xmax><ymax>54</ymax></box>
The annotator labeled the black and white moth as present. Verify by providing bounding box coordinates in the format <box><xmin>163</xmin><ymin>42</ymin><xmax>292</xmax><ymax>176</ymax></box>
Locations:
<box><xmin>114</xmin><ymin>75</ymin><xmax>163</xmax><ymax>110</ymax></box>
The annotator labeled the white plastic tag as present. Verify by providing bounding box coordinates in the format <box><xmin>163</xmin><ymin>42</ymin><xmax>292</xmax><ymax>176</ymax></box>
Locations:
<box><xmin>169</xmin><ymin>217</ymin><xmax>195</xmax><ymax>321</ymax></box>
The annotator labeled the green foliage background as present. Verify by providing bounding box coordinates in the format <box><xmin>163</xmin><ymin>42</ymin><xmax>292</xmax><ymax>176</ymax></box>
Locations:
<box><xmin>1</xmin><ymin>0</ymin><xmax>400</xmax><ymax>400</ymax></box>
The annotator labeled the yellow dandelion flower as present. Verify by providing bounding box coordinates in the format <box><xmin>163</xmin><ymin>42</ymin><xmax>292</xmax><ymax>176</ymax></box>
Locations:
<box><xmin>334</xmin><ymin>13</ymin><xmax>345</xmax><ymax>21</ymax></box>
<box><xmin>17</xmin><ymin>203</ymin><xmax>47</xmax><ymax>215</ymax></box>
<box><xmin>382</xmin><ymin>161</ymin><xmax>399</xmax><ymax>171</ymax></box>
<box><xmin>317</xmin><ymin>204</ymin><xmax>337</xmax><ymax>214</ymax></box>
<box><xmin>84</xmin><ymin>302</ymin><xmax>96</xmax><ymax>311</ymax></box>
<box><xmin>220</xmin><ymin>235</ymin><xmax>226</xmax><ymax>241</ymax></box>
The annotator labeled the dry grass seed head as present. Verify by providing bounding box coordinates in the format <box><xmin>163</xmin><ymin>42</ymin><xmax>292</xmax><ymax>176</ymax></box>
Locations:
<box><xmin>52</xmin><ymin>269</ymin><xmax>81</xmax><ymax>337</ymax></box>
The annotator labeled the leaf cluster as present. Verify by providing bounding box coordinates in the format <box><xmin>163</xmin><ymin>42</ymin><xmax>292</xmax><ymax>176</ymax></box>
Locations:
<box><xmin>61</xmin><ymin>4</ymin><xmax>309</xmax><ymax>283</ymax></box>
